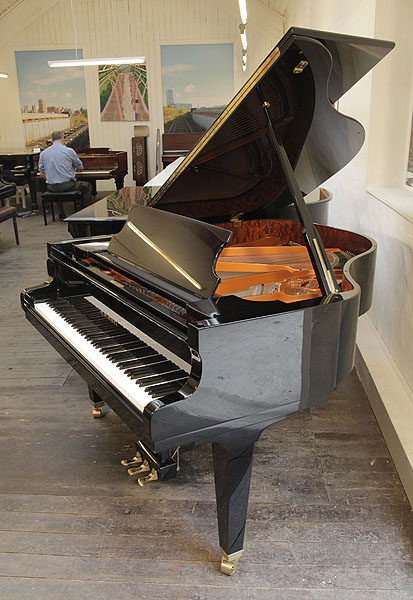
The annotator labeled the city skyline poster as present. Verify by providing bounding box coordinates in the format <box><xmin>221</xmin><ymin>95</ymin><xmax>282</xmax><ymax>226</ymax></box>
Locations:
<box><xmin>161</xmin><ymin>44</ymin><xmax>234</xmax><ymax>132</ymax></box>
<box><xmin>15</xmin><ymin>49</ymin><xmax>88</xmax><ymax>148</ymax></box>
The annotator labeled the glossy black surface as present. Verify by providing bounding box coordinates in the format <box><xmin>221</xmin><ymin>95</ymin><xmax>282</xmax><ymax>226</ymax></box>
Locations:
<box><xmin>149</xmin><ymin>28</ymin><xmax>393</xmax><ymax>221</ymax></box>
<box><xmin>65</xmin><ymin>187</ymin><xmax>146</xmax><ymax>237</ymax></box>
<box><xmin>108</xmin><ymin>206</ymin><xmax>232</xmax><ymax>299</ymax></box>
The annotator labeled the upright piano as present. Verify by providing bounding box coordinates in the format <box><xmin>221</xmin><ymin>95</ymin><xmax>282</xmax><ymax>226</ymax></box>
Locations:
<box><xmin>21</xmin><ymin>28</ymin><xmax>394</xmax><ymax>574</ymax></box>
<box><xmin>32</xmin><ymin>147</ymin><xmax>128</xmax><ymax>195</ymax></box>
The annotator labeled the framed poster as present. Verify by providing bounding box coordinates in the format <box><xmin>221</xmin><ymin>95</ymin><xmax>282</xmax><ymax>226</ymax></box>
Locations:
<box><xmin>15</xmin><ymin>49</ymin><xmax>88</xmax><ymax>148</ymax></box>
<box><xmin>99</xmin><ymin>64</ymin><xmax>149</xmax><ymax>122</ymax></box>
<box><xmin>161</xmin><ymin>44</ymin><xmax>233</xmax><ymax>132</ymax></box>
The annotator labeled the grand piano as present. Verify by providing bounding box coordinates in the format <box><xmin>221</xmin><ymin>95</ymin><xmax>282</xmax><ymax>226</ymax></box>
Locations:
<box><xmin>21</xmin><ymin>28</ymin><xmax>394</xmax><ymax>575</ymax></box>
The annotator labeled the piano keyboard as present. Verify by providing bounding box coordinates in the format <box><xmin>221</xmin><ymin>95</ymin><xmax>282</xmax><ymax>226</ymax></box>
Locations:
<box><xmin>35</xmin><ymin>296</ymin><xmax>190</xmax><ymax>412</ymax></box>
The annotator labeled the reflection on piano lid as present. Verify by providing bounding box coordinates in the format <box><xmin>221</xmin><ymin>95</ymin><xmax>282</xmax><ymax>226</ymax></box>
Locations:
<box><xmin>21</xmin><ymin>27</ymin><xmax>394</xmax><ymax>575</ymax></box>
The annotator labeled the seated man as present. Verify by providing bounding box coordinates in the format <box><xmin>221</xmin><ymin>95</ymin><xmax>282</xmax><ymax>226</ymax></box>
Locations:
<box><xmin>38</xmin><ymin>131</ymin><xmax>92</xmax><ymax>219</ymax></box>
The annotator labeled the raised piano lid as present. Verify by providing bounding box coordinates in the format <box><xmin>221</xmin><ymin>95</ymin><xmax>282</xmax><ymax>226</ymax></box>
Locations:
<box><xmin>147</xmin><ymin>27</ymin><xmax>394</xmax><ymax>220</ymax></box>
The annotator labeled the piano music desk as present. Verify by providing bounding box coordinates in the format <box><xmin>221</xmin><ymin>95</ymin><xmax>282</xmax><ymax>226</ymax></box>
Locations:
<box><xmin>65</xmin><ymin>186</ymin><xmax>145</xmax><ymax>237</ymax></box>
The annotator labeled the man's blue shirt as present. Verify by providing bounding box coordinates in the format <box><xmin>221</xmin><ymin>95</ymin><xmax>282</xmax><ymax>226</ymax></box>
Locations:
<box><xmin>38</xmin><ymin>142</ymin><xmax>82</xmax><ymax>184</ymax></box>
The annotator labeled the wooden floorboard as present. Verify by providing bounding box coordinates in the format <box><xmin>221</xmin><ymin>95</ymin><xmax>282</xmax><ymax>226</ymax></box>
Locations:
<box><xmin>0</xmin><ymin>212</ymin><xmax>412</xmax><ymax>598</ymax></box>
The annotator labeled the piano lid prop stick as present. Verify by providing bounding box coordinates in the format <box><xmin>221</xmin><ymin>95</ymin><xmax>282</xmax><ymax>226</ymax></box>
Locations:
<box><xmin>257</xmin><ymin>84</ymin><xmax>339</xmax><ymax>297</ymax></box>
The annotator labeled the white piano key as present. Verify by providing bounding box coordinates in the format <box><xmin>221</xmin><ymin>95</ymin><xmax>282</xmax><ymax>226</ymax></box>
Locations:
<box><xmin>34</xmin><ymin>299</ymin><xmax>189</xmax><ymax>412</ymax></box>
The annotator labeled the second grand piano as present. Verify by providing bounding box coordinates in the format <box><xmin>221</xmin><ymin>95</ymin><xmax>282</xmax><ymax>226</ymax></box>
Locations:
<box><xmin>21</xmin><ymin>28</ymin><xmax>393</xmax><ymax>574</ymax></box>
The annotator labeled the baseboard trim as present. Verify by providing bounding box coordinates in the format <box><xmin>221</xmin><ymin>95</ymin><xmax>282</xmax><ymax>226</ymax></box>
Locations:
<box><xmin>355</xmin><ymin>315</ymin><xmax>413</xmax><ymax>507</ymax></box>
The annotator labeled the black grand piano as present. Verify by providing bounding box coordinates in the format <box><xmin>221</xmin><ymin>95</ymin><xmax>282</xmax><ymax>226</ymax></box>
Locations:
<box><xmin>21</xmin><ymin>28</ymin><xmax>393</xmax><ymax>575</ymax></box>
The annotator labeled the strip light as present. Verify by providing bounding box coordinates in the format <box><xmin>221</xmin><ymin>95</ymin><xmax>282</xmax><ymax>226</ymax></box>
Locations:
<box><xmin>238</xmin><ymin>0</ymin><xmax>248</xmax><ymax>24</ymax></box>
<box><xmin>48</xmin><ymin>56</ymin><xmax>145</xmax><ymax>68</ymax></box>
<box><xmin>0</xmin><ymin>73</ymin><xmax>8</xmax><ymax>78</ymax></box>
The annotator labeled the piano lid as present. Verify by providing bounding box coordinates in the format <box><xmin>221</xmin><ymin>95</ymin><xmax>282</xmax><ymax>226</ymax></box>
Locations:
<box><xmin>107</xmin><ymin>205</ymin><xmax>232</xmax><ymax>300</ymax></box>
<box><xmin>149</xmin><ymin>27</ymin><xmax>394</xmax><ymax>220</ymax></box>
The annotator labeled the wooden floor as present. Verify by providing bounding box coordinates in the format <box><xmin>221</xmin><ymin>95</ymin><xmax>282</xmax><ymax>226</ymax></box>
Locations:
<box><xmin>0</xmin><ymin>212</ymin><xmax>412</xmax><ymax>599</ymax></box>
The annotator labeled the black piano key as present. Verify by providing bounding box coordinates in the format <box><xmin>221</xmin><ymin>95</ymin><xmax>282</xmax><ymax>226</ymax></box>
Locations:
<box><xmin>95</xmin><ymin>335</ymin><xmax>137</xmax><ymax>349</ymax></box>
<box><xmin>106</xmin><ymin>343</ymin><xmax>149</xmax><ymax>360</ymax></box>
<box><xmin>124</xmin><ymin>361</ymin><xmax>177</xmax><ymax>378</ymax></box>
<box><xmin>114</xmin><ymin>354</ymin><xmax>166</xmax><ymax>368</ymax></box>
<box><xmin>142</xmin><ymin>370</ymin><xmax>188</xmax><ymax>388</ymax></box>
<box><xmin>148</xmin><ymin>378</ymin><xmax>187</xmax><ymax>399</ymax></box>
<box><xmin>112</xmin><ymin>347</ymin><xmax>158</xmax><ymax>364</ymax></box>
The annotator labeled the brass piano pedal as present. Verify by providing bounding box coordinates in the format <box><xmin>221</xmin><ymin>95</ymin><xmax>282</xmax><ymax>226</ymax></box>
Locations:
<box><xmin>120</xmin><ymin>452</ymin><xmax>142</xmax><ymax>467</ymax></box>
<box><xmin>220</xmin><ymin>548</ymin><xmax>243</xmax><ymax>576</ymax></box>
<box><xmin>127</xmin><ymin>459</ymin><xmax>150</xmax><ymax>477</ymax></box>
<box><xmin>137</xmin><ymin>467</ymin><xmax>159</xmax><ymax>487</ymax></box>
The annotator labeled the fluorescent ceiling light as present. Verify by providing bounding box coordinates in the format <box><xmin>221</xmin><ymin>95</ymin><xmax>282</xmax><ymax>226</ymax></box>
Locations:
<box><xmin>48</xmin><ymin>56</ymin><xmax>145</xmax><ymax>68</ymax></box>
<box><xmin>238</xmin><ymin>0</ymin><xmax>248</xmax><ymax>24</ymax></box>
<box><xmin>242</xmin><ymin>63</ymin><xmax>247</xmax><ymax>72</ymax></box>
<box><xmin>0</xmin><ymin>73</ymin><xmax>8</xmax><ymax>78</ymax></box>
<box><xmin>240</xmin><ymin>31</ymin><xmax>248</xmax><ymax>50</ymax></box>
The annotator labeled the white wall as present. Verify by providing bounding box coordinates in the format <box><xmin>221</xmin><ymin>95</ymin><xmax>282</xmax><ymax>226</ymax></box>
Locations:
<box><xmin>0</xmin><ymin>0</ymin><xmax>283</xmax><ymax>187</ymax></box>
<box><xmin>286</xmin><ymin>0</ymin><xmax>413</xmax><ymax>394</ymax></box>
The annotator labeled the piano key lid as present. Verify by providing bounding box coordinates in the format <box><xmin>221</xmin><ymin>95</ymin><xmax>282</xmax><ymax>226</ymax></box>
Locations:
<box><xmin>148</xmin><ymin>27</ymin><xmax>394</xmax><ymax>222</ymax></box>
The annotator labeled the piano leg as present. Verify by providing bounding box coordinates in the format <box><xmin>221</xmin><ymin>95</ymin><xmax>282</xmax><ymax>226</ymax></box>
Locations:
<box><xmin>28</xmin><ymin>179</ymin><xmax>38</xmax><ymax>211</ymax></box>
<box><xmin>114</xmin><ymin>176</ymin><xmax>124</xmax><ymax>190</ymax></box>
<box><xmin>212</xmin><ymin>435</ymin><xmax>255</xmax><ymax>575</ymax></box>
<box><xmin>88</xmin><ymin>387</ymin><xmax>108</xmax><ymax>418</ymax></box>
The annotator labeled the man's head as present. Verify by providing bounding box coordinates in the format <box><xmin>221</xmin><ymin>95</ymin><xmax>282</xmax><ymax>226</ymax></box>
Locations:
<box><xmin>51</xmin><ymin>131</ymin><xmax>63</xmax><ymax>143</ymax></box>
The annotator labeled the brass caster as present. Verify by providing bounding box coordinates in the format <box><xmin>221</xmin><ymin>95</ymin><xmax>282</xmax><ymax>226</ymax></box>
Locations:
<box><xmin>92</xmin><ymin>407</ymin><xmax>104</xmax><ymax>418</ymax></box>
<box><xmin>138</xmin><ymin>467</ymin><xmax>159</xmax><ymax>487</ymax></box>
<box><xmin>91</xmin><ymin>400</ymin><xmax>106</xmax><ymax>418</ymax></box>
<box><xmin>220</xmin><ymin>548</ymin><xmax>243</xmax><ymax>575</ymax></box>
<box><xmin>128</xmin><ymin>460</ymin><xmax>150</xmax><ymax>477</ymax></box>
<box><xmin>121</xmin><ymin>452</ymin><xmax>142</xmax><ymax>467</ymax></box>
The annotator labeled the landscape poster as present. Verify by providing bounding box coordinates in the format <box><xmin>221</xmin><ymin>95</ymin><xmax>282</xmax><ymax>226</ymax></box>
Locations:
<box><xmin>15</xmin><ymin>49</ymin><xmax>88</xmax><ymax>149</ymax></box>
<box><xmin>99</xmin><ymin>64</ymin><xmax>149</xmax><ymax>122</ymax></box>
<box><xmin>161</xmin><ymin>44</ymin><xmax>233</xmax><ymax>133</ymax></box>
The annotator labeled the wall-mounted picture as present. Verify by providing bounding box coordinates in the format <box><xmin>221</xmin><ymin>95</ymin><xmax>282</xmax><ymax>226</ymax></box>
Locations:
<box><xmin>161</xmin><ymin>44</ymin><xmax>234</xmax><ymax>133</ymax></box>
<box><xmin>99</xmin><ymin>64</ymin><xmax>149</xmax><ymax>122</ymax></box>
<box><xmin>15</xmin><ymin>49</ymin><xmax>88</xmax><ymax>150</ymax></box>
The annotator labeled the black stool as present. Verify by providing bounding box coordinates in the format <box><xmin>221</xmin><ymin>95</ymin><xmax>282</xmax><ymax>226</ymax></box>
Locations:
<box><xmin>41</xmin><ymin>190</ymin><xmax>83</xmax><ymax>226</ymax></box>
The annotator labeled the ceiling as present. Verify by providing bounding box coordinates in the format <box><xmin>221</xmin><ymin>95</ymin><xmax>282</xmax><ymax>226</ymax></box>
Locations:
<box><xmin>0</xmin><ymin>0</ymin><xmax>290</xmax><ymax>21</ymax></box>
<box><xmin>255</xmin><ymin>0</ymin><xmax>289</xmax><ymax>17</ymax></box>
<box><xmin>0</xmin><ymin>0</ymin><xmax>22</xmax><ymax>18</ymax></box>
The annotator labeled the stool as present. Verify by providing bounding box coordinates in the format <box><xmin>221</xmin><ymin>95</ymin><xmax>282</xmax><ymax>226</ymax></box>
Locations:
<box><xmin>41</xmin><ymin>190</ymin><xmax>83</xmax><ymax>226</ymax></box>
<box><xmin>0</xmin><ymin>205</ymin><xmax>19</xmax><ymax>245</ymax></box>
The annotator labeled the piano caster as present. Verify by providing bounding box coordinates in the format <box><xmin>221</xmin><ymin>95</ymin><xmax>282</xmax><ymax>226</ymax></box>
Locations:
<box><xmin>220</xmin><ymin>549</ymin><xmax>243</xmax><ymax>576</ymax></box>
<box><xmin>120</xmin><ymin>452</ymin><xmax>142</xmax><ymax>467</ymax></box>
<box><xmin>89</xmin><ymin>389</ymin><xmax>107</xmax><ymax>419</ymax></box>
<box><xmin>138</xmin><ymin>467</ymin><xmax>159</xmax><ymax>487</ymax></box>
<box><xmin>127</xmin><ymin>460</ymin><xmax>150</xmax><ymax>477</ymax></box>
<box><xmin>91</xmin><ymin>404</ymin><xmax>106</xmax><ymax>418</ymax></box>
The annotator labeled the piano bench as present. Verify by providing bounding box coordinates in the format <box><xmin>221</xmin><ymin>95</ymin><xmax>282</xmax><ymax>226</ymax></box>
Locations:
<box><xmin>41</xmin><ymin>190</ymin><xmax>83</xmax><ymax>226</ymax></box>
<box><xmin>0</xmin><ymin>205</ymin><xmax>19</xmax><ymax>245</ymax></box>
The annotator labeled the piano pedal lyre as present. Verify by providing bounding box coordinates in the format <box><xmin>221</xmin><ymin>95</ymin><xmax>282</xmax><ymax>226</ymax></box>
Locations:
<box><xmin>121</xmin><ymin>441</ymin><xmax>180</xmax><ymax>486</ymax></box>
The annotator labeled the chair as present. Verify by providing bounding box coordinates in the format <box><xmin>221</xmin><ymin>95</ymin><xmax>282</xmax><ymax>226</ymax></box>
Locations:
<box><xmin>41</xmin><ymin>190</ymin><xmax>83</xmax><ymax>226</ymax></box>
<box><xmin>0</xmin><ymin>164</ymin><xmax>17</xmax><ymax>207</ymax></box>
<box><xmin>0</xmin><ymin>205</ymin><xmax>19</xmax><ymax>245</ymax></box>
